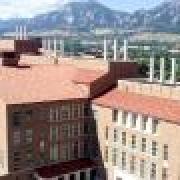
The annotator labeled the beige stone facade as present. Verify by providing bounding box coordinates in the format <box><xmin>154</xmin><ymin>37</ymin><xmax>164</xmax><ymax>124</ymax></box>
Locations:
<box><xmin>92</xmin><ymin>102</ymin><xmax>180</xmax><ymax>180</ymax></box>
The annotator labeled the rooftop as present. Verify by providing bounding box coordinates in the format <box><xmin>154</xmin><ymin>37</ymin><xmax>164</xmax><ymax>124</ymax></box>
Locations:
<box><xmin>36</xmin><ymin>159</ymin><xmax>96</xmax><ymax>178</ymax></box>
<box><xmin>0</xmin><ymin>63</ymin><xmax>106</xmax><ymax>104</ymax></box>
<box><xmin>93</xmin><ymin>88</ymin><xmax>180</xmax><ymax>125</ymax></box>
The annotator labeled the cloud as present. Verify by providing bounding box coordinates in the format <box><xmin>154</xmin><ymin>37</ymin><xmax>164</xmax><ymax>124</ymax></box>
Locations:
<box><xmin>0</xmin><ymin>0</ymin><xmax>70</xmax><ymax>19</ymax></box>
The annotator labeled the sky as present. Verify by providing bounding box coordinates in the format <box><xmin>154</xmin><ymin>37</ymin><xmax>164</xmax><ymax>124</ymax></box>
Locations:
<box><xmin>0</xmin><ymin>0</ymin><xmax>165</xmax><ymax>19</ymax></box>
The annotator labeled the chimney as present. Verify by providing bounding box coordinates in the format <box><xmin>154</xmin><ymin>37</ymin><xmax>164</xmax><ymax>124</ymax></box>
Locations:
<box><xmin>104</xmin><ymin>37</ymin><xmax>108</xmax><ymax>61</ymax></box>
<box><xmin>149</xmin><ymin>56</ymin><xmax>155</xmax><ymax>82</ymax></box>
<box><xmin>123</xmin><ymin>39</ymin><xmax>128</xmax><ymax>61</ymax></box>
<box><xmin>171</xmin><ymin>58</ymin><xmax>176</xmax><ymax>84</ymax></box>
<box><xmin>160</xmin><ymin>57</ymin><xmax>165</xmax><ymax>84</ymax></box>
<box><xmin>113</xmin><ymin>38</ymin><xmax>117</xmax><ymax>61</ymax></box>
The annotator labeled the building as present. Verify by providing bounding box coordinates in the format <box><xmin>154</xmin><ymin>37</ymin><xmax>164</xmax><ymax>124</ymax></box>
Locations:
<box><xmin>0</xmin><ymin>32</ymin><xmax>180</xmax><ymax>180</ymax></box>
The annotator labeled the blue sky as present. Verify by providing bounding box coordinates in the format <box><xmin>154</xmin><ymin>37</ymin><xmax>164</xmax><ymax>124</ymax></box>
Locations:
<box><xmin>0</xmin><ymin>0</ymin><xmax>165</xmax><ymax>19</ymax></box>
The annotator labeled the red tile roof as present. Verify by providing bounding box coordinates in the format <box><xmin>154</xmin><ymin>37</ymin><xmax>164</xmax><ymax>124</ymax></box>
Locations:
<box><xmin>93</xmin><ymin>88</ymin><xmax>180</xmax><ymax>124</ymax></box>
<box><xmin>0</xmin><ymin>64</ymin><xmax>106</xmax><ymax>104</ymax></box>
<box><xmin>36</xmin><ymin>159</ymin><xmax>96</xmax><ymax>178</ymax></box>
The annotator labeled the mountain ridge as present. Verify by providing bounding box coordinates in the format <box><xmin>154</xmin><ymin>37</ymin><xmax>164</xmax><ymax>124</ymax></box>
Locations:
<box><xmin>1</xmin><ymin>0</ymin><xmax>180</xmax><ymax>33</ymax></box>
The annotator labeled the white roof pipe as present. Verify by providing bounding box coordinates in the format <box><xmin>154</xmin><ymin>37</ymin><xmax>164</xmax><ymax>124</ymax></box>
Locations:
<box><xmin>149</xmin><ymin>56</ymin><xmax>155</xmax><ymax>83</ymax></box>
<box><xmin>113</xmin><ymin>38</ymin><xmax>118</xmax><ymax>61</ymax></box>
<box><xmin>19</xmin><ymin>25</ymin><xmax>23</xmax><ymax>40</ymax></box>
<box><xmin>123</xmin><ymin>39</ymin><xmax>128</xmax><ymax>61</ymax></box>
<box><xmin>104</xmin><ymin>37</ymin><xmax>108</xmax><ymax>61</ymax></box>
<box><xmin>160</xmin><ymin>57</ymin><xmax>165</xmax><ymax>84</ymax></box>
<box><xmin>171</xmin><ymin>58</ymin><xmax>177</xmax><ymax>85</ymax></box>
<box><xmin>23</xmin><ymin>25</ymin><xmax>27</xmax><ymax>40</ymax></box>
<box><xmin>15</xmin><ymin>26</ymin><xmax>19</xmax><ymax>40</ymax></box>
<box><xmin>60</xmin><ymin>39</ymin><xmax>64</xmax><ymax>57</ymax></box>
<box><xmin>48</xmin><ymin>38</ymin><xmax>51</xmax><ymax>53</ymax></box>
<box><xmin>54</xmin><ymin>37</ymin><xmax>57</xmax><ymax>57</ymax></box>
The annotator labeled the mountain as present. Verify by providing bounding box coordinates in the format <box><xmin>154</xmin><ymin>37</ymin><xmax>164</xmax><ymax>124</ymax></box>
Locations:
<box><xmin>1</xmin><ymin>0</ymin><xmax>180</xmax><ymax>34</ymax></box>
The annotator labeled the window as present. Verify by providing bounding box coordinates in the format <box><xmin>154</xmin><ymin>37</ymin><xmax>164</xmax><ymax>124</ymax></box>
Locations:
<box><xmin>40</xmin><ymin>140</ymin><xmax>45</xmax><ymax>153</ymax></box>
<box><xmin>113</xmin><ymin>128</ymin><xmax>118</xmax><ymax>142</ymax></box>
<box><xmin>84</xmin><ymin>104</ymin><xmax>90</xmax><ymax>117</ymax></box>
<box><xmin>130</xmin><ymin>156</ymin><xmax>136</xmax><ymax>174</ymax></box>
<box><xmin>131</xmin><ymin>135</ymin><xmax>136</xmax><ymax>149</ymax></box>
<box><xmin>50</xmin><ymin>127</ymin><xmax>58</xmax><ymax>142</ymax></box>
<box><xmin>122</xmin><ymin>132</ymin><xmax>126</xmax><ymax>146</ymax></box>
<box><xmin>122</xmin><ymin>111</ymin><xmax>128</xmax><ymax>126</ymax></box>
<box><xmin>121</xmin><ymin>151</ymin><xmax>126</xmax><ymax>170</ymax></box>
<box><xmin>112</xmin><ymin>109</ymin><xmax>118</xmax><ymax>122</ymax></box>
<box><xmin>140</xmin><ymin>159</ymin><xmax>146</xmax><ymax>178</ymax></box>
<box><xmin>25</xmin><ymin>129</ymin><xmax>33</xmax><ymax>144</ymax></box>
<box><xmin>50</xmin><ymin>108</ymin><xmax>57</xmax><ymax>122</ymax></box>
<box><xmin>50</xmin><ymin>144</ymin><xmax>58</xmax><ymax>161</ymax></box>
<box><xmin>84</xmin><ymin>123</ymin><xmax>89</xmax><ymax>135</ymax></box>
<box><xmin>152</xmin><ymin>119</ymin><xmax>159</xmax><ymax>134</ymax></box>
<box><xmin>163</xmin><ymin>144</ymin><xmax>168</xmax><ymax>161</ymax></box>
<box><xmin>162</xmin><ymin>168</ymin><xmax>168</xmax><ymax>180</ymax></box>
<box><xmin>152</xmin><ymin>141</ymin><xmax>158</xmax><ymax>156</ymax></box>
<box><xmin>105</xmin><ymin>126</ymin><xmax>109</xmax><ymax>140</ymax></box>
<box><xmin>131</xmin><ymin>113</ymin><xmax>137</xmax><ymax>128</ymax></box>
<box><xmin>62</xmin><ymin>125</ymin><xmax>69</xmax><ymax>138</ymax></box>
<box><xmin>105</xmin><ymin>146</ymin><xmax>108</xmax><ymax>162</ymax></box>
<box><xmin>141</xmin><ymin>138</ymin><xmax>146</xmax><ymax>152</ymax></box>
<box><xmin>150</xmin><ymin>163</ymin><xmax>157</xmax><ymax>180</ymax></box>
<box><xmin>71</xmin><ymin>141</ymin><xmax>79</xmax><ymax>159</ymax></box>
<box><xmin>73</xmin><ymin>104</ymin><xmax>80</xmax><ymax>118</ymax></box>
<box><xmin>61</xmin><ymin>105</ymin><xmax>69</xmax><ymax>119</ymax></box>
<box><xmin>61</xmin><ymin>144</ymin><xmax>68</xmax><ymax>161</ymax></box>
<box><xmin>13</xmin><ymin>131</ymin><xmax>21</xmax><ymax>146</ymax></box>
<box><xmin>13</xmin><ymin>111</ymin><xmax>32</xmax><ymax>126</ymax></box>
<box><xmin>112</xmin><ymin>148</ymin><xmax>118</xmax><ymax>166</ymax></box>
<box><xmin>141</xmin><ymin>116</ymin><xmax>148</xmax><ymax>131</ymax></box>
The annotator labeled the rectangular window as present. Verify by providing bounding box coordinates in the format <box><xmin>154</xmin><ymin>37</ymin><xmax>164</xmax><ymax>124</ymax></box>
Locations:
<box><xmin>112</xmin><ymin>109</ymin><xmax>118</xmax><ymax>122</ymax></box>
<box><xmin>112</xmin><ymin>148</ymin><xmax>118</xmax><ymax>166</ymax></box>
<box><xmin>131</xmin><ymin>113</ymin><xmax>137</xmax><ymax>128</ymax></box>
<box><xmin>13</xmin><ymin>131</ymin><xmax>21</xmax><ymax>146</ymax></box>
<box><xmin>162</xmin><ymin>168</ymin><xmax>168</xmax><ymax>180</ymax></box>
<box><xmin>113</xmin><ymin>128</ymin><xmax>118</xmax><ymax>142</ymax></box>
<box><xmin>61</xmin><ymin>105</ymin><xmax>69</xmax><ymax>119</ymax></box>
<box><xmin>141</xmin><ymin>116</ymin><xmax>148</xmax><ymax>131</ymax></box>
<box><xmin>50</xmin><ymin>144</ymin><xmax>58</xmax><ymax>161</ymax></box>
<box><xmin>105</xmin><ymin>146</ymin><xmax>108</xmax><ymax>162</ymax></box>
<box><xmin>62</xmin><ymin>124</ymin><xmax>69</xmax><ymax>138</ymax></box>
<box><xmin>131</xmin><ymin>135</ymin><xmax>136</xmax><ymax>149</ymax></box>
<box><xmin>50</xmin><ymin>127</ymin><xmax>58</xmax><ymax>142</ymax></box>
<box><xmin>130</xmin><ymin>156</ymin><xmax>136</xmax><ymax>174</ymax></box>
<box><xmin>122</xmin><ymin>132</ymin><xmax>126</xmax><ymax>146</ymax></box>
<box><xmin>140</xmin><ymin>159</ymin><xmax>146</xmax><ymax>178</ymax></box>
<box><xmin>73</xmin><ymin>104</ymin><xmax>80</xmax><ymax>118</ymax></box>
<box><xmin>84</xmin><ymin>104</ymin><xmax>90</xmax><ymax>117</ymax></box>
<box><xmin>152</xmin><ymin>141</ymin><xmax>158</xmax><ymax>156</ymax></box>
<box><xmin>25</xmin><ymin>129</ymin><xmax>33</xmax><ymax>144</ymax></box>
<box><xmin>122</xmin><ymin>111</ymin><xmax>128</xmax><ymax>126</ymax></box>
<box><xmin>150</xmin><ymin>163</ymin><xmax>157</xmax><ymax>180</ymax></box>
<box><xmin>121</xmin><ymin>151</ymin><xmax>126</xmax><ymax>170</ymax></box>
<box><xmin>163</xmin><ymin>144</ymin><xmax>168</xmax><ymax>161</ymax></box>
<box><xmin>105</xmin><ymin>126</ymin><xmax>109</xmax><ymax>140</ymax></box>
<box><xmin>141</xmin><ymin>138</ymin><xmax>146</xmax><ymax>152</ymax></box>
<box><xmin>152</xmin><ymin>119</ymin><xmax>159</xmax><ymax>134</ymax></box>
<box><xmin>49</xmin><ymin>108</ymin><xmax>57</xmax><ymax>122</ymax></box>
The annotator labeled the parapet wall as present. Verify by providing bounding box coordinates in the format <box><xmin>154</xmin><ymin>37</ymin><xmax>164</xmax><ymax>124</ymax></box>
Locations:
<box><xmin>118</xmin><ymin>79</ymin><xmax>180</xmax><ymax>100</ymax></box>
